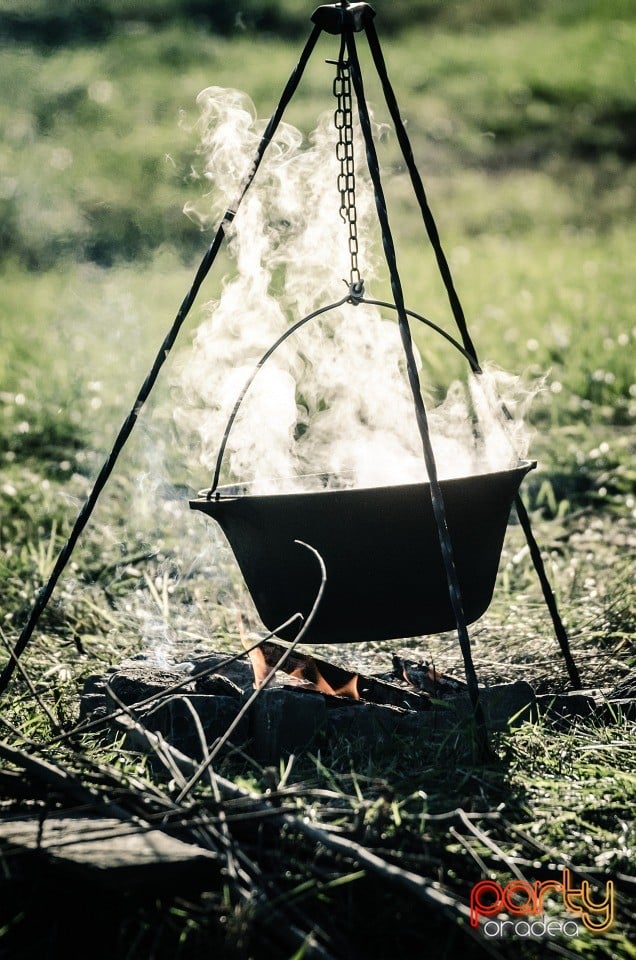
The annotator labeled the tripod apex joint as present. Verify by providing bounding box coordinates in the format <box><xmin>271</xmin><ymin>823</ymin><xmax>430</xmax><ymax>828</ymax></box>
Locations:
<box><xmin>311</xmin><ymin>2</ymin><xmax>375</xmax><ymax>34</ymax></box>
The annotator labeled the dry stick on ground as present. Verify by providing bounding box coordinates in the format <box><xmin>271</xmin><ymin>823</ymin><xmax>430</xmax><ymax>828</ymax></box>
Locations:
<box><xmin>0</xmin><ymin>628</ymin><xmax>63</xmax><ymax>736</ymax></box>
<box><xmin>124</xmin><ymin>693</ymin><xmax>267</xmax><ymax>910</ymax></box>
<box><xmin>168</xmin><ymin>695</ymin><xmax>243</xmax><ymax>888</ymax></box>
<box><xmin>0</xmin><ymin>712</ymin><xmax>178</xmax><ymax>820</ymax></box>
<box><xmin>448</xmin><ymin>825</ymin><xmax>492</xmax><ymax>878</ymax></box>
<box><xmin>456</xmin><ymin>807</ymin><xmax>529</xmax><ymax>885</ymax></box>
<box><xmin>0</xmin><ymin>739</ymin><xmax>139</xmax><ymax>824</ymax></box>
<box><xmin>0</xmin><ymin>751</ymin><xmax>293</xmax><ymax>960</ymax></box>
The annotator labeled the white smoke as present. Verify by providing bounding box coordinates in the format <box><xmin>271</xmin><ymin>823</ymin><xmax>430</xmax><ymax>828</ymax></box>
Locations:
<box><xmin>173</xmin><ymin>86</ymin><xmax>537</xmax><ymax>493</ymax></box>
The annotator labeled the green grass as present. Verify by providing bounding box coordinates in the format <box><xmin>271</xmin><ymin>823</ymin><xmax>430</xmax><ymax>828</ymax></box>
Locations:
<box><xmin>0</xmin><ymin>3</ymin><xmax>634</xmax><ymax>958</ymax></box>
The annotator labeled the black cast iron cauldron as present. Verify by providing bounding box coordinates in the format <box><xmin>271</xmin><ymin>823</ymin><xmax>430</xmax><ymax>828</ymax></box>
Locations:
<box><xmin>190</xmin><ymin>460</ymin><xmax>535</xmax><ymax>644</ymax></box>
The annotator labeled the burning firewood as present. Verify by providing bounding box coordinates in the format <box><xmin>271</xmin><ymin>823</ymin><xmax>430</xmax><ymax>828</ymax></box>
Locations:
<box><xmin>244</xmin><ymin>638</ymin><xmax>360</xmax><ymax>699</ymax></box>
<box><xmin>242</xmin><ymin>638</ymin><xmax>431</xmax><ymax>711</ymax></box>
<box><xmin>392</xmin><ymin>655</ymin><xmax>466</xmax><ymax>697</ymax></box>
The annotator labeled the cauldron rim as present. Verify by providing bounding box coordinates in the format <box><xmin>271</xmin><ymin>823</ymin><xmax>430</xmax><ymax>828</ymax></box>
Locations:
<box><xmin>193</xmin><ymin>459</ymin><xmax>536</xmax><ymax>504</ymax></box>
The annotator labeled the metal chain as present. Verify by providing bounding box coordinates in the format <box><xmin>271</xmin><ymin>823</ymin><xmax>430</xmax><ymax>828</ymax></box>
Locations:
<box><xmin>333</xmin><ymin>59</ymin><xmax>363</xmax><ymax>297</ymax></box>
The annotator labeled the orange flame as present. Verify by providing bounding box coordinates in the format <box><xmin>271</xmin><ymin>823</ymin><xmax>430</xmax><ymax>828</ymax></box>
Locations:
<box><xmin>286</xmin><ymin>660</ymin><xmax>360</xmax><ymax>700</ymax></box>
<box><xmin>239</xmin><ymin>614</ymin><xmax>275</xmax><ymax>688</ymax></box>
<box><xmin>238</xmin><ymin>616</ymin><xmax>360</xmax><ymax>700</ymax></box>
<box><xmin>331</xmin><ymin>673</ymin><xmax>360</xmax><ymax>700</ymax></box>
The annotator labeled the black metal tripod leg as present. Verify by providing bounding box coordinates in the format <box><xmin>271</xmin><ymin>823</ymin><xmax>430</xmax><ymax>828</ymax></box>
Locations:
<box><xmin>514</xmin><ymin>495</ymin><xmax>582</xmax><ymax>689</ymax></box>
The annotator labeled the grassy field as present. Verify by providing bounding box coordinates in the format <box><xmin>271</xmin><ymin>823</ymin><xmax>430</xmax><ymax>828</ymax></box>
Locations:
<box><xmin>0</xmin><ymin>1</ymin><xmax>634</xmax><ymax>958</ymax></box>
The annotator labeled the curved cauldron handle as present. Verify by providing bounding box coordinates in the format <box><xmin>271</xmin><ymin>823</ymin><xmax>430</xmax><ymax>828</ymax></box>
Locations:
<box><xmin>363</xmin><ymin>299</ymin><xmax>481</xmax><ymax>374</ymax></box>
<box><xmin>208</xmin><ymin>293</ymin><xmax>481</xmax><ymax>497</ymax></box>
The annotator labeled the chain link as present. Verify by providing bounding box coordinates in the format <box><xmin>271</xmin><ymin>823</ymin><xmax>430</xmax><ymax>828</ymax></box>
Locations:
<box><xmin>333</xmin><ymin>60</ymin><xmax>363</xmax><ymax>295</ymax></box>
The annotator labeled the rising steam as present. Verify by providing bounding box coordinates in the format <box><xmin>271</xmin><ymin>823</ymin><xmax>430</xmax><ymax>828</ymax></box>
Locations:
<box><xmin>173</xmin><ymin>87</ymin><xmax>537</xmax><ymax>493</ymax></box>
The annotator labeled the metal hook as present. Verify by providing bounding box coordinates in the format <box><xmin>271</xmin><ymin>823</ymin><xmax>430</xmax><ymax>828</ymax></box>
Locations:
<box><xmin>348</xmin><ymin>279</ymin><xmax>365</xmax><ymax>302</ymax></box>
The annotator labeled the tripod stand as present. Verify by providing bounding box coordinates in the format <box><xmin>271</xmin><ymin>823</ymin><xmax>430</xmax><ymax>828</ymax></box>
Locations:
<box><xmin>0</xmin><ymin>4</ymin><xmax>581</xmax><ymax>758</ymax></box>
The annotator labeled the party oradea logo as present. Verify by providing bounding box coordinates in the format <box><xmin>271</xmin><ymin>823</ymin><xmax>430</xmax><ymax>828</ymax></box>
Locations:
<box><xmin>470</xmin><ymin>868</ymin><xmax>614</xmax><ymax>940</ymax></box>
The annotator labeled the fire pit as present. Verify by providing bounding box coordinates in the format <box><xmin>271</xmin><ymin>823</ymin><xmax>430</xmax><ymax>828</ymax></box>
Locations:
<box><xmin>80</xmin><ymin>646</ymin><xmax>539</xmax><ymax>765</ymax></box>
<box><xmin>190</xmin><ymin>460</ymin><xmax>535</xmax><ymax>643</ymax></box>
